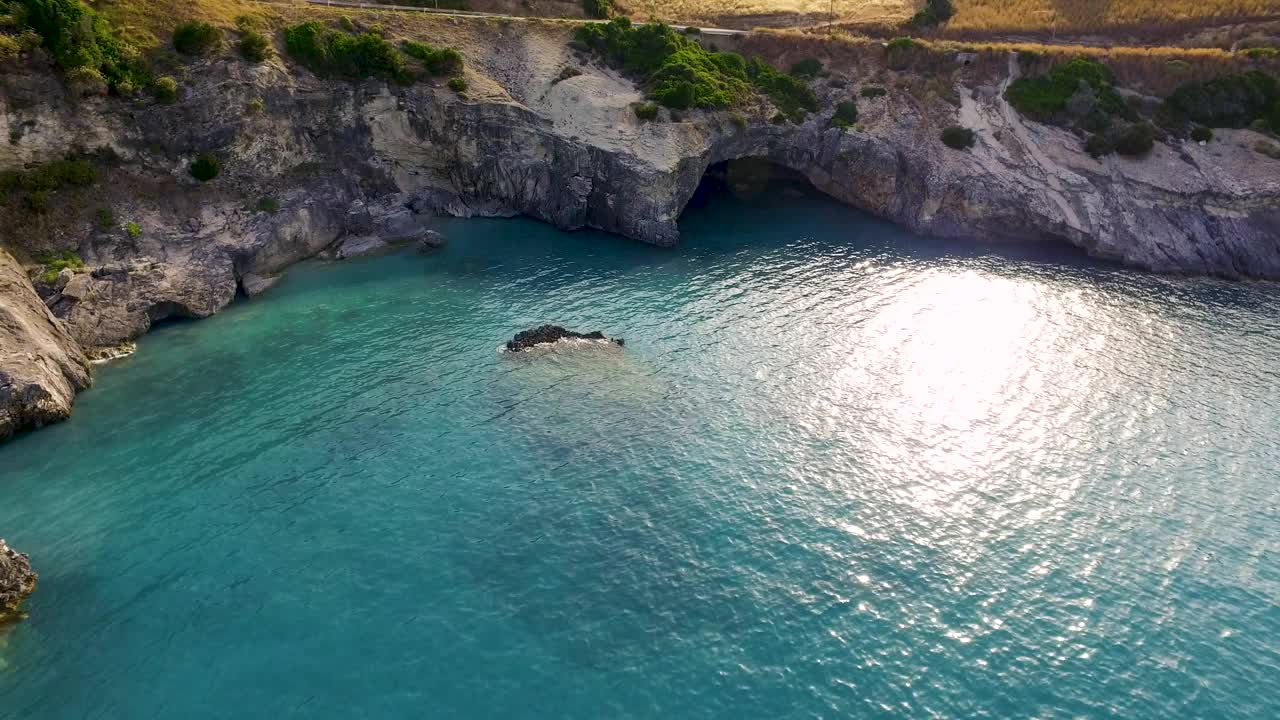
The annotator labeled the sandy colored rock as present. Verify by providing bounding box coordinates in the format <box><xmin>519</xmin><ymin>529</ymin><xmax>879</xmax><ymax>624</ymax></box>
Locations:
<box><xmin>0</xmin><ymin>249</ymin><xmax>92</xmax><ymax>441</ymax></box>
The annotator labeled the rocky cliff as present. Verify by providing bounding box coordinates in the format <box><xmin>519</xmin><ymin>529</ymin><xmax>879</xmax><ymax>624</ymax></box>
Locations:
<box><xmin>0</xmin><ymin>20</ymin><xmax>1278</xmax><ymax>438</ymax></box>
<box><xmin>0</xmin><ymin>249</ymin><xmax>91</xmax><ymax>441</ymax></box>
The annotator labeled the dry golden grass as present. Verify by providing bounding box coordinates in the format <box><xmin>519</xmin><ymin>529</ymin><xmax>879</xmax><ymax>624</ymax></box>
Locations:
<box><xmin>945</xmin><ymin>0</ymin><xmax>1280</xmax><ymax>35</ymax></box>
<box><xmin>619</xmin><ymin>0</ymin><xmax>915</xmax><ymax>29</ymax></box>
<box><xmin>91</xmin><ymin>0</ymin><xmax>268</xmax><ymax>47</ymax></box>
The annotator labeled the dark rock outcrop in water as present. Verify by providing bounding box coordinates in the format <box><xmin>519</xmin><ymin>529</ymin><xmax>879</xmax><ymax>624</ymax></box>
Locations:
<box><xmin>506</xmin><ymin>325</ymin><xmax>624</xmax><ymax>352</ymax></box>
<box><xmin>0</xmin><ymin>539</ymin><xmax>37</xmax><ymax>624</ymax></box>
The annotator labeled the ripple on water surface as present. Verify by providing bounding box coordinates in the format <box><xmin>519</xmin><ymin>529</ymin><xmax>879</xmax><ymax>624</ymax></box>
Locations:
<box><xmin>1</xmin><ymin>187</ymin><xmax>1278</xmax><ymax>719</ymax></box>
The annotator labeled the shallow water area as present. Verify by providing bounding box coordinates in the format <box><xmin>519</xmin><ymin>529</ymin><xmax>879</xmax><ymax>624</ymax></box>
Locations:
<box><xmin>1</xmin><ymin>182</ymin><xmax>1278</xmax><ymax>719</ymax></box>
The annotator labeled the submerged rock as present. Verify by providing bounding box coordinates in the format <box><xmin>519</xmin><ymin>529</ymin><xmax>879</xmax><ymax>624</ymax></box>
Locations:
<box><xmin>0</xmin><ymin>539</ymin><xmax>37</xmax><ymax>624</ymax></box>
<box><xmin>505</xmin><ymin>324</ymin><xmax>624</xmax><ymax>352</ymax></box>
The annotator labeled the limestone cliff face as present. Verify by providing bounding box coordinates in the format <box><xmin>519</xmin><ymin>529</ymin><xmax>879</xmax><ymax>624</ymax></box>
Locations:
<box><xmin>0</xmin><ymin>249</ymin><xmax>91</xmax><ymax>441</ymax></box>
<box><xmin>0</xmin><ymin>25</ymin><xmax>1278</xmax><ymax>437</ymax></box>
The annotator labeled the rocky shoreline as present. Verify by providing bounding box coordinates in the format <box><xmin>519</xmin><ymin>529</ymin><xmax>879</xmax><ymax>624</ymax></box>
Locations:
<box><xmin>0</xmin><ymin>539</ymin><xmax>37</xmax><ymax>624</ymax></box>
<box><xmin>0</xmin><ymin>22</ymin><xmax>1278</xmax><ymax>440</ymax></box>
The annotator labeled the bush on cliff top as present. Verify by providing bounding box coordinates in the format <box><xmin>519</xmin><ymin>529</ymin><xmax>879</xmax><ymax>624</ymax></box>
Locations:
<box><xmin>1164</xmin><ymin>71</ymin><xmax>1280</xmax><ymax>130</ymax></box>
<box><xmin>573</xmin><ymin>18</ymin><xmax>816</xmax><ymax>120</ymax></box>
<box><xmin>284</xmin><ymin>21</ymin><xmax>410</xmax><ymax>83</ymax></box>
<box><xmin>401</xmin><ymin>40</ymin><xmax>463</xmax><ymax>76</ymax></box>
<box><xmin>1005</xmin><ymin>57</ymin><xmax>1132</xmax><ymax>124</ymax></box>
<box><xmin>239</xmin><ymin>29</ymin><xmax>272</xmax><ymax>63</ymax></box>
<box><xmin>17</xmin><ymin>0</ymin><xmax>149</xmax><ymax>93</ymax></box>
<box><xmin>173</xmin><ymin>21</ymin><xmax>222</xmax><ymax>56</ymax></box>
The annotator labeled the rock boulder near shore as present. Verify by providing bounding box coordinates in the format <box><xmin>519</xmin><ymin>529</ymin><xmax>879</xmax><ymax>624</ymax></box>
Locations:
<box><xmin>505</xmin><ymin>325</ymin><xmax>625</xmax><ymax>352</ymax></box>
<box><xmin>0</xmin><ymin>539</ymin><xmax>37</xmax><ymax>624</ymax></box>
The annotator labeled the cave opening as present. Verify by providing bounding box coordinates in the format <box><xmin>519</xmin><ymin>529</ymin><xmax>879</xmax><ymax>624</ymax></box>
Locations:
<box><xmin>683</xmin><ymin>157</ymin><xmax>821</xmax><ymax>217</ymax></box>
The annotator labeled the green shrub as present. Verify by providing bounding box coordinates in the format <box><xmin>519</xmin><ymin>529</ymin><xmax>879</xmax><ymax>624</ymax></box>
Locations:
<box><xmin>573</xmin><ymin>18</ymin><xmax>816</xmax><ymax>119</ymax></box>
<box><xmin>1113</xmin><ymin>122</ymin><xmax>1154</xmax><ymax>156</ymax></box>
<box><xmin>23</xmin><ymin>190</ymin><xmax>48</xmax><ymax>214</ymax></box>
<box><xmin>255</xmin><ymin>196</ymin><xmax>280</xmax><ymax>213</ymax></box>
<box><xmin>126</xmin><ymin>221</ymin><xmax>141</xmax><ymax>238</ymax></box>
<box><xmin>0</xmin><ymin>34</ymin><xmax>19</xmax><ymax>61</ymax></box>
<box><xmin>235</xmin><ymin>15</ymin><xmax>258</xmax><ymax>32</ymax></box>
<box><xmin>860</xmin><ymin>85</ymin><xmax>886</xmax><ymax>98</ymax></box>
<box><xmin>96</xmin><ymin>206</ymin><xmax>114</xmax><ymax>232</ymax></box>
<box><xmin>401</xmin><ymin>40</ymin><xmax>464</xmax><ymax>76</ymax></box>
<box><xmin>338</xmin><ymin>16</ymin><xmax>356</xmax><ymax>32</ymax></box>
<box><xmin>583</xmin><ymin>0</ymin><xmax>612</xmax><ymax>18</ymax></box>
<box><xmin>20</xmin><ymin>0</ymin><xmax>150</xmax><ymax>93</ymax></box>
<box><xmin>190</xmin><ymin>152</ymin><xmax>220</xmax><ymax>182</ymax></box>
<box><xmin>633</xmin><ymin>101</ymin><xmax>658</xmax><ymax>120</ymax></box>
<box><xmin>789</xmin><ymin>58</ymin><xmax>822</xmax><ymax>79</ymax></box>
<box><xmin>885</xmin><ymin>37</ymin><xmax>925</xmax><ymax>70</ymax></box>
<box><xmin>1165</xmin><ymin>71</ymin><xmax>1279</xmax><ymax>129</ymax></box>
<box><xmin>683</xmin><ymin>26</ymin><xmax>702</xmax><ymax>35</ymax></box>
<box><xmin>247</xmin><ymin>97</ymin><xmax>264</xmax><ymax>114</ymax></box>
<box><xmin>173</xmin><ymin>21</ymin><xmax>222</xmax><ymax>56</ymax></box>
<box><xmin>771</xmin><ymin>111</ymin><xmax>788</xmax><ymax>124</ymax></box>
<box><xmin>908</xmin><ymin>0</ymin><xmax>954</xmax><ymax>27</ymax></box>
<box><xmin>940</xmin><ymin>125</ymin><xmax>975</xmax><ymax>149</ymax></box>
<box><xmin>1084</xmin><ymin>133</ymin><xmax>1112</xmax><ymax>157</ymax></box>
<box><xmin>37</xmin><ymin>250</ymin><xmax>83</xmax><ymax>283</ymax></box>
<box><xmin>1242</xmin><ymin>47</ymin><xmax>1280</xmax><ymax>60</ymax></box>
<box><xmin>1006</xmin><ymin>57</ymin><xmax>1132</xmax><ymax>124</ymax></box>
<box><xmin>284</xmin><ymin>21</ymin><xmax>410</xmax><ymax>83</ymax></box>
<box><xmin>152</xmin><ymin>75</ymin><xmax>178</xmax><ymax>103</ymax></box>
<box><xmin>1190</xmin><ymin>126</ymin><xmax>1213</xmax><ymax>142</ymax></box>
<box><xmin>831</xmin><ymin>100</ymin><xmax>857</xmax><ymax>129</ymax></box>
<box><xmin>239</xmin><ymin>30</ymin><xmax>271</xmax><ymax>62</ymax></box>
<box><xmin>448</xmin><ymin>76</ymin><xmax>467</xmax><ymax>93</ymax></box>
<box><xmin>20</xmin><ymin>157</ymin><xmax>97</xmax><ymax>192</ymax></box>
<box><xmin>730</xmin><ymin>113</ymin><xmax>747</xmax><ymax>130</ymax></box>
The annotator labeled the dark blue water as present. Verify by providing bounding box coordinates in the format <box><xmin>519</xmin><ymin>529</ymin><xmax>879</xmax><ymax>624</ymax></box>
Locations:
<box><xmin>2</xmin><ymin>185</ymin><xmax>1279</xmax><ymax>719</ymax></box>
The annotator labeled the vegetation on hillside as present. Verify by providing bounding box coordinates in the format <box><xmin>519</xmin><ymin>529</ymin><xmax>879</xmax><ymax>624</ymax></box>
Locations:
<box><xmin>573</xmin><ymin>18</ymin><xmax>817</xmax><ymax>120</ymax></box>
<box><xmin>400</xmin><ymin>40</ymin><xmax>463</xmax><ymax>76</ymax></box>
<box><xmin>1165</xmin><ymin>71</ymin><xmax>1280</xmax><ymax>131</ymax></box>
<box><xmin>173</xmin><ymin>20</ymin><xmax>222</xmax><ymax>56</ymax></box>
<box><xmin>3</xmin><ymin>0</ymin><xmax>149</xmax><ymax>93</ymax></box>
<box><xmin>36</xmin><ymin>250</ymin><xmax>83</xmax><ymax>284</ymax></box>
<box><xmin>284</xmin><ymin>20</ymin><xmax>466</xmax><ymax>84</ymax></box>
<box><xmin>908</xmin><ymin>0</ymin><xmax>954</xmax><ymax>28</ymax></box>
<box><xmin>830</xmin><ymin>100</ymin><xmax>857</xmax><ymax>129</ymax></box>
<box><xmin>1006</xmin><ymin>57</ymin><xmax>1132</xmax><ymax>123</ymax></box>
<box><xmin>940</xmin><ymin>126</ymin><xmax>975</xmax><ymax>149</ymax></box>
<box><xmin>285</xmin><ymin>20</ymin><xmax>411</xmax><ymax>82</ymax></box>
<box><xmin>1005</xmin><ymin>57</ymin><xmax>1161</xmax><ymax>157</ymax></box>
<box><xmin>583</xmin><ymin>0</ymin><xmax>612</xmax><ymax>19</ymax></box>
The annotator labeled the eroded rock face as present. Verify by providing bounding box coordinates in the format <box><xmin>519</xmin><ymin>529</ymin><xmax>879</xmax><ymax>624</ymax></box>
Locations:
<box><xmin>0</xmin><ymin>249</ymin><xmax>92</xmax><ymax>440</ymax></box>
<box><xmin>0</xmin><ymin>539</ymin><xmax>38</xmax><ymax>623</ymax></box>
<box><xmin>0</xmin><ymin>26</ymin><xmax>1277</xmax><ymax>438</ymax></box>
<box><xmin>506</xmin><ymin>325</ymin><xmax>624</xmax><ymax>351</ymax></box>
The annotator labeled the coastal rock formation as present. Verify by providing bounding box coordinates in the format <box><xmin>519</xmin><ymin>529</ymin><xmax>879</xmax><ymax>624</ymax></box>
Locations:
<box><xmin>0</xmin><ymin>249</ymin><xmax>92</xmax><ymax>440</ymax></box>
<box><xmin>506</xmin><ymin>325</ymin><xmax>624</xmax><ymax>351</ymax></box>
<box><xmin>0</xmin><ymin>539</ymin><xmax>37</xmax><ymax>623</ymax></box>
<box><xmin>0</xmin><ymin>20</ymin><xmax>1277</xmax><ymax>438</ymax></box>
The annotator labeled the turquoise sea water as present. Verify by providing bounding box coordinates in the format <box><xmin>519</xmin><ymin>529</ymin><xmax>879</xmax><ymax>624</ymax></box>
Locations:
<box><xmin>2</xmin><ymin>182</ymin><xmax>1279</xmax><ymax>719</ymax></box>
